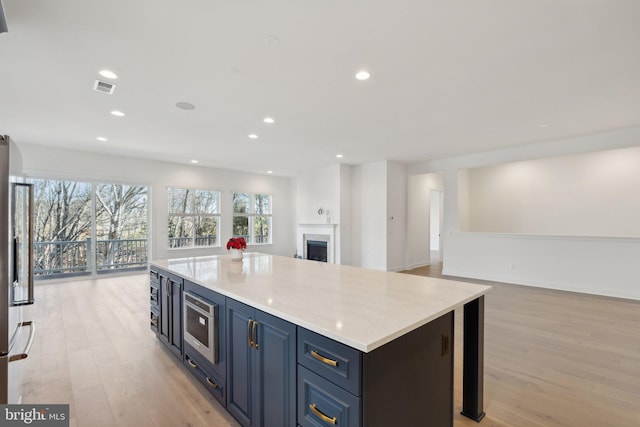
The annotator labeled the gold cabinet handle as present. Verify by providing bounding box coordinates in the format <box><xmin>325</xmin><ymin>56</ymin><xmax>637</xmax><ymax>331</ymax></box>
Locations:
<box><xmin>187</xmin><ymin>358</ymin><xmax>198</xmax><ymax>369</ymax></box>
<box><xmin>206</xmin><ymin>377</ymin><xmax>218</xmax><ymax>389</ymax></box>
<box><xmin>247</xmin><ymin>320</ymin><xmax>254</xmax><ymax>348</ymax></box>
<box><xmin>252</xmin><ymin>321</ymin><xmax>259</xmax><ymax>349</ymax></box>
<box><xmin>309</xmin><ymin>404</ymin><xmax>337</xmax><ymax>425</ymax></box>
<box><xmin>311</xmin><ymin>350</ymin><xmax>338</xmax><ymax>367</ymax></box>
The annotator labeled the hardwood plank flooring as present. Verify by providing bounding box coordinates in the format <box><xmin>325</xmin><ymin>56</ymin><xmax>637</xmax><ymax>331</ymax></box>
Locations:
<box><xmin>17</xmin><ymin>270</ymin><xmax>640</xmax><ymax>427</ymax></box>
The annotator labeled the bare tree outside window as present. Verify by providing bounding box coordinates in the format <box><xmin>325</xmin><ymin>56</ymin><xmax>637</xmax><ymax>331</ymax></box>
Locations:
<box><xmin>95</xmin><ymin>184</ymin><xmax>148</xmax><ymax>270</ymax></box>
<box><xmin>32</xmin><ymin>179</ymin><xmax>92</xmax><ymax>275</ymax></box>
<box><xmin>168</xmin><ymin>187</ymin><xmax>219</xmax><ymax>248</ymax></box>
<box><xmin>233</xmin><ymin>192</ymin><xmax>272</xmax><ymax>244</ymax></box>
<box><xmin>30</xmin><ymin>179</ymin><xmax>149</xmax><ymax>277</ymax></box>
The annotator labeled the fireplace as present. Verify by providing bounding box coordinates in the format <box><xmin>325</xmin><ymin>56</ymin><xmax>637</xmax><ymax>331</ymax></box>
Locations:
<box><xmin>297</xmin><ymin>224</ymin><xmax>337</xmax><ymax>264</ymax></box>
<box><xmin>307</xmin><ymin>240</ymin><xmax>328</xmax><ymax>262</ymax></box>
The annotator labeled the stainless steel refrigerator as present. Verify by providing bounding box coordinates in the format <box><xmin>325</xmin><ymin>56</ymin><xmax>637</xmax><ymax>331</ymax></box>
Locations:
<box><xmin>0</xmin><ymin>135</ymin><xmax>35</xmax><ymax>404</ymax></box>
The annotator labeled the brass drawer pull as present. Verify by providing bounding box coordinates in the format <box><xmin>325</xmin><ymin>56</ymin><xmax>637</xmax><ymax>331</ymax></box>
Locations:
<box><xmin>247</xmin><ymin>320</ymin><xmax>254</xmax><ymax>348</ymax></box>
<box><xmin>252</xmin><ymin>321</ymin><xmax>259</xmax><ymax>349</ymax></box>
<box><xmin>311</xmin><ymin>350</ymin><xmax>338</xmax><ymax>367</ymax></box>
<box><xmin>310</xmin><ymin>404</ymin><xmax>337</xmax><ymax>425</ymax></box>
<box><xmin>187</xmin><ymin>358</ymin><xmax>198</xmax><ymax>369</ymax></box>
<box><xmin>206</xmin><ymin>377</ymin><xmax>218</xmax><ymax>388</ymax></box>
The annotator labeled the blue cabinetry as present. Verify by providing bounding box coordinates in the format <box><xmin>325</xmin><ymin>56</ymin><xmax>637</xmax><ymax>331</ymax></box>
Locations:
<box><xmin>182</xmin><ymin>280</ymin><xmax>227</xmax><ymax>404</ymax></box>
<box><xmin>153</xmin><ymin>268</ymin><xmax>183</xmax><ymax>359</ymax></box>
<box><xmin>163</xmin><ymin>272</ymin><xmax>183</xmax><ymax>359</ymax></box>
<box><xmin>227</xmin><ymin>298</ymin><xmax>296</xmax><ymax>427</ymax></box>
<box><xmin>298</xmin><ymin>311</ymin><xmax>454</xmax><ymax>427</ymax></box>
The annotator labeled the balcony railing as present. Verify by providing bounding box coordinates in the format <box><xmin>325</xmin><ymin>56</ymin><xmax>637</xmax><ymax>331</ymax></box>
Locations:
<box><xmin>168</xmin><ymin>236</ymin><xmax>217</xmax><ymax>248</ymax></box>
<box><xmin>33</xmin><ymin>235</ymin><xmax>269</xmax><ymax>277</ymax></box>
<box><xmin>34</xmin><ymin>238</ymin><xmax>148</xmax><ymax>277</ymax></box>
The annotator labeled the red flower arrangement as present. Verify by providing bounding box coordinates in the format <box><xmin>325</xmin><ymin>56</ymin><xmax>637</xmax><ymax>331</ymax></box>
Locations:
<box><xmin>226</xmin><ymin>237</ymin><xmax>247</xmax><ymax>250</ymax></box>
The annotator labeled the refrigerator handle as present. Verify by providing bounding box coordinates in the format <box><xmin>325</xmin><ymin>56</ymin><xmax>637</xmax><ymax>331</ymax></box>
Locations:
<box><xmin>9</xmin><ymin>321</ymin><xmax>36</xmax><ymax>362</ymax></box>
<box><xmin>12</xmin><ymin>236</ymin><xmax>18</xmax><ymax>285</ymax></box>
<box><xmin>27</xmin><ymin>183</ymin><xmax>34</xmax><ymax>304</ymax></box>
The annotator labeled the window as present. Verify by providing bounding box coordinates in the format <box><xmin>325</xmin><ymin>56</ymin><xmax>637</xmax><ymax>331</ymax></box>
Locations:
<box><xmin>232</xmin><ymin>192</ymin><xmax>272</xmax><ymax>244</ymax></box>
<box><xmin>30</xmin><ymin>178</ymin><xmax>149</xmax><ymax>277</ymax></box>
<box><xmin>168</xmin><ymin>187</ymin><xmax>220</xmax><ymax>248</ymax></box>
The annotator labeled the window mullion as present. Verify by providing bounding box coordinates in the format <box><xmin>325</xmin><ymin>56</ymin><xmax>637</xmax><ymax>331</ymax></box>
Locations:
<box><xmin>90</xmin><ymin>182</ymin><xmax>97</xmax><ymax>276</ymax></box>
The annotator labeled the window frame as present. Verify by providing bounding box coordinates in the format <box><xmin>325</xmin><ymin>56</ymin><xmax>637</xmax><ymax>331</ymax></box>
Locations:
<box><xmin>232</xmin><ymin>192</ymin><xmax>272</xmax><ymax>245</ymax></box>
<box><xmin>167</xmin><ymin>187</ymin><xmax>221</xmax><ymax>249</ymax></box>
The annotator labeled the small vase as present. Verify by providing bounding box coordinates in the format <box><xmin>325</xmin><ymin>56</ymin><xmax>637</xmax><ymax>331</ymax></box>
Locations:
<box><xmin>230</xmin><ymin>248</ymin><xmax>243</xmax><ymax>261</ymax></box>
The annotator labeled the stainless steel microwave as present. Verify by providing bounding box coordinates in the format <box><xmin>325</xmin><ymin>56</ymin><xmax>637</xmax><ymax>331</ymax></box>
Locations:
<box><xmin>183</xmin><ymin>292</ymin><xmax>218</xmax><ymax>364</ymax></box>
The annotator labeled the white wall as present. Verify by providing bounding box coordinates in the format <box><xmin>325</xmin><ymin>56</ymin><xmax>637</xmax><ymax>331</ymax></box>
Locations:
<box><xmin>408</xmin><ymin>127</ymin><xmax>640</xmax><ymax>300</ymax></box>
<box><xmin>295</xmin><ymin>164</ymin><xmax>343</xmax><ymax>262</ymax></box>
<box><xmin>406</xmin><ymin>173</ymin><xmax>444</xmax><ymax>269</ymax></box>
<box><xmin>296</xmin><ymin>164</ymin><xmax>341</xmax><ymax>225</ymax></box>
<box><xmin>339</xmin><ymin>165</ymin><xmax>353</xmax><ymax>266</ymax></box>
<box><xmin>386</xmin><ymin>162</ymin><xmax>407</xmax><ymax>271</ymax></box>
<box><xmin>19</xmin><ymin>143</ymin><xmax>296</xmax><ymax>261</ymax></box>
<box><xmin>351</xmin><ymin>161</ymin><xmax>387</xmax><ymax>269</ymax></box>
<box><xmin>467</xmin><ymin>146</ymin><xmax>640</xmax><ymax>236</ymax></box>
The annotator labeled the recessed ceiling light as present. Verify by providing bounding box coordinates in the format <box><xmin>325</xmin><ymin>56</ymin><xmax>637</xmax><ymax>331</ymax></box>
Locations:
<box><xmin>176</xmin><ymin>102</ymin><xmax>196</xmax><ymax>110</ymax></box>
<box><xmin>267</xmin><ymin>170</ymin><xmax>273</xmax><ymax>174</ymax></box>
<box><xmin>99</xmin><ymin>69</ymin><xmax>118</xmax><ymax>80</ymax></box>
<box><xmin>336</xmin><ymin>154</ymin><xmax>344</xmax><ymax>158</ymax></box>
<box><xmin>538</xmin><ymin>124</ymin><xmax>549</xmax><ymax>128</ymax></box>
<box><xmin>263</xmin><ymin>117</ymin><xmax>275</xmax><ymax>124</ymax></box>
<box><xmin>96</xmin><ymin>136</ymin><xmax>108</xmax><ymax>142</ymax></box>
<box><xmin>248</xmin><ymin>134</ymin><xmax>258</xmax><ymax>139</ymax></box>
<box><xmin>191</xmin><ymin>160</ymin><xmax>199</xmax><ymax>164</ymax></box>
<box><xmin>110</xmin><ymin>110</ymin><xmax>125</xmax><ymax>117</ymax></box>
<box><xmin>355</xmin><ymin>70</ymin><xmax>370</xmax><ymax>81</ymax></box>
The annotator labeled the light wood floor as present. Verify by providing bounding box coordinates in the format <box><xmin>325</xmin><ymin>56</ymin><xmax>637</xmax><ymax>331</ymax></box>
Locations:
<box><xmin>19</xmin><ymin>270</ymin><xmax>640</xmax><ymax>427</ymax></box>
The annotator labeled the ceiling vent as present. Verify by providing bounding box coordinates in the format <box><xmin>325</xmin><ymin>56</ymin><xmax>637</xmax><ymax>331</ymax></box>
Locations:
<box><xmin>93</xmin><ymin>79</ymin><xmax>116</xmax><ymax>94</ymax></box>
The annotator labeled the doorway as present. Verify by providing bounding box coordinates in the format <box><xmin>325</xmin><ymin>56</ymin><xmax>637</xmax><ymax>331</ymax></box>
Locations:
<box><xmin>429</xmin><ymin>189</ymin><xmax>442</xmax><ymax>264</ymax></box>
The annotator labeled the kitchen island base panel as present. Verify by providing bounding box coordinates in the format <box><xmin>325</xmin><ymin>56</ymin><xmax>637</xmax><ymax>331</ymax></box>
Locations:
<box><xmin>462</xmin><ymin>296</ymin><xmax>486</xmax><ymax>422</ymax></box>
<box><xmin>362</xmin><ymin>311</ymin><xmax>454</xmax><ymax>427</ymax></box>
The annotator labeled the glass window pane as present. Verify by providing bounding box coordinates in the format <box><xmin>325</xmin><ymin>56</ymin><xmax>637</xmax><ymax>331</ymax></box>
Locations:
<box><xmin>95</xmin><ymin>184</ymin><xmax>148</xmax><ymax>270</ymax></box>
<box><xmin>194</xmin><ymin>216</ymin><xmax>218</xmax><ymax>247</ymax></box>
<box><xmin>233</xmin><ymin>192</ymin><xmax>250</xmax><ymax>214</ymax></box>
<box><xmin>31</xmin><ymin>179</ymin><xmax>92</xmax><ymax>276</ymax></box>
<box><xmin>233</xmin><ymin>216</ymin><xmax>249</xmax><ymax>242</ymax></box>
<box><xmin>254</xmin><ymin>216</ymin><xmax>271</xmax><ymax>244</ymax></box>
<box><xmin>168</xmin><ymin>188</ymin><xmax>192</xmax><ymax>214</ymax></box>
<box><xmin>194</xmin><ymin>190</ymin><xmax>219</xmax><ymax>214</ymax></box>
<box><xmin>168</xmin><ymin>216</ymin><xmax>194</xmax><ymax>248</ymax></box>
<box><xmin>254</xmin><ymin>194</ymin><xmax>271</xmax><ymax>214</ymax></box>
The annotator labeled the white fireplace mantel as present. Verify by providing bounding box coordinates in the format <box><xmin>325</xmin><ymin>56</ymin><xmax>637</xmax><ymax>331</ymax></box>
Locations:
<box><xmin>297</xmin><ymin>223</ymin><xmax>338</xmax><ymax>263</ymax></box>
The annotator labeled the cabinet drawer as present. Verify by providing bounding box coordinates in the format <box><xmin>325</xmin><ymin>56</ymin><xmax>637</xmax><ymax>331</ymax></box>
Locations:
<box><xmin>298</xmin><ymin>327</ymin><xmax>361</xmax><ymax>396</ymax></box>
<box><xmin>298</xmin><ymin>365</ymin><xmax>360</xmax><ymax>427</ymax></box>
<box><xmin>150</xmin><ymin>309</ymin><xmax>159</xmax><ymax>334</ymax></box>
<box><xmin>150</xmin><ymin>284</ymin><xmax>159</xmax><ymax>308</ymax></box>
<box><xmin>184</xmin><ymin>351</ymin><xmax>225</xmax><ymax>405</ymax></box>
<box><xmin>150</xmin><ymin>268</ymin><xmax>160</xmax><ymax>284</ymax></box>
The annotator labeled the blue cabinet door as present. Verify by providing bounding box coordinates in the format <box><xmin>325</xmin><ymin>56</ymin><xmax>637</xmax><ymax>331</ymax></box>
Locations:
<box><xmin>169</xmin><ymin>275</ymin><xmax>182</xmax><ymax>358</ymax></box>
<box><xmin>158</xmin><ymin>273</ymin><xmax>170</xmax><ymax>346</ymax></box>
<box><xmin>255</xmin><ymin>310</ymin><xmax>296</xmax><ymax>427</ymax></box>
<box><xmin>227</xmin><ymin>299</ymin><xmax>256</xmax><ymax>427</ymax></box>
<box><xmin>226</xmin><ymin>298</ymin><xmax>297</xmax><ymax>427</ymax></box>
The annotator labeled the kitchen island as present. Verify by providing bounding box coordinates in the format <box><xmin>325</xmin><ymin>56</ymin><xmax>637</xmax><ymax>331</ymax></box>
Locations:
<box><xmin>149</xmin><ymin>253</ymin><xmax>490</xmax><ymax>427</ymax></box>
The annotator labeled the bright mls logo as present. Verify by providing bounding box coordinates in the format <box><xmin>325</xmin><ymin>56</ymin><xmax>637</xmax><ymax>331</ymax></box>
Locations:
<box><xmin>1</xmin><ymin>405</ymin><xmax>69</xmax><ymax>426</ymax></box>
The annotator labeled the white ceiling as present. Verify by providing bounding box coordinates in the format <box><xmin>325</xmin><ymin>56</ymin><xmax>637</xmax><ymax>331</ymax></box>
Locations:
<box><xmin>1</xmin><ymin>1</ymin><xmax>639</xmax><ymax>177</ymax></box>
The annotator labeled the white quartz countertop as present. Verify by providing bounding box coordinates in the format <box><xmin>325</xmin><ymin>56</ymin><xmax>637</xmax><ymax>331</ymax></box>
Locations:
<box><xmin>150</xmin><ymin>253</ymin><xmax>490</xmax><ymax>352</ymax></box>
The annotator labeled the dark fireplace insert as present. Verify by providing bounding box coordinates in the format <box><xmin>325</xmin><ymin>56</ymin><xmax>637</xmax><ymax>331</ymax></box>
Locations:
<box><xmin>306</xmin><ymin>240</ymin><xmax>328</xmax><ymax>262</ymax></box>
